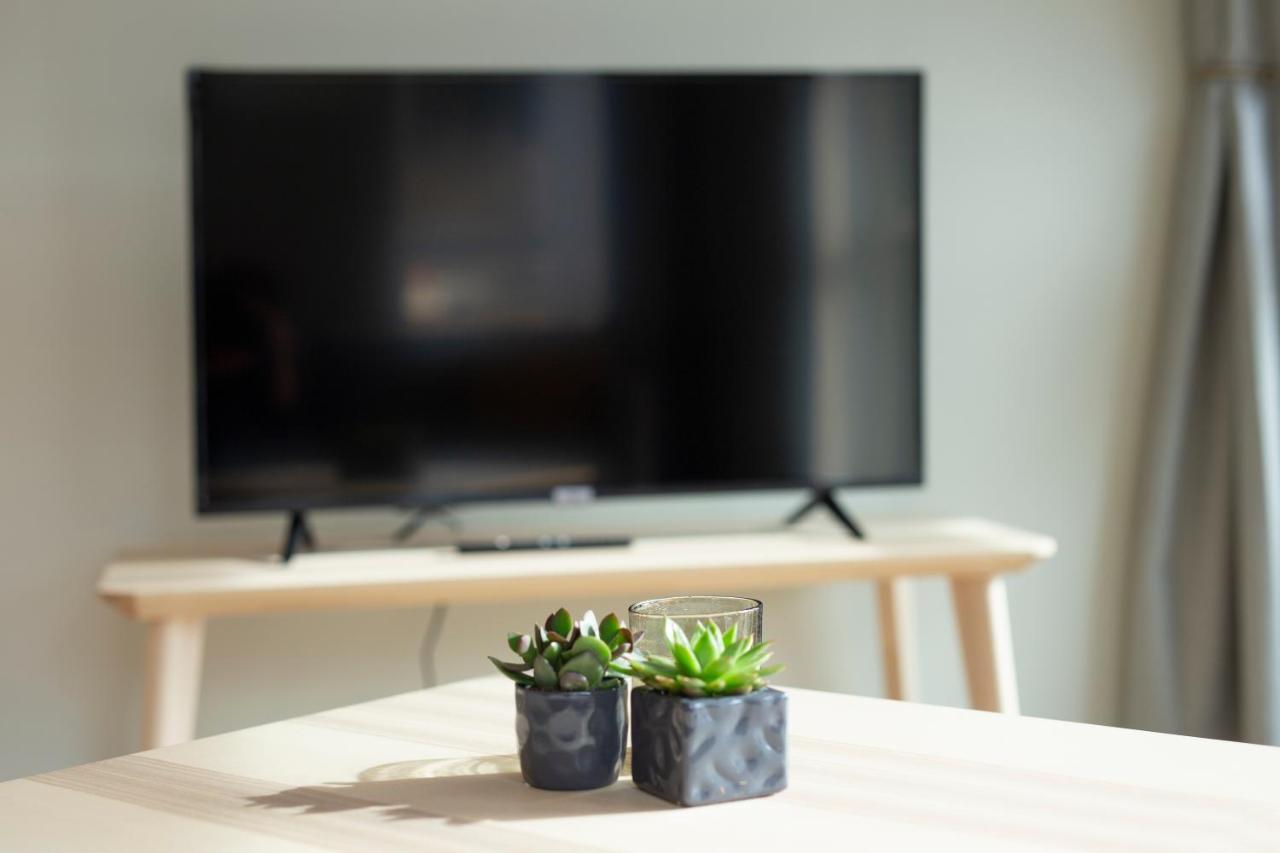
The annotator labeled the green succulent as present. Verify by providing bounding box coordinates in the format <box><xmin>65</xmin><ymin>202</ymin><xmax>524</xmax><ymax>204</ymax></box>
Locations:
<box><xmin>489</xmin><ymin>607</ymin><xmax>641</xmax><ymax>691</ymax></box>
<box><xmin>609</xmin><ymin>618</ymin><xmax>783</xmax><ymax>697</ymax></box>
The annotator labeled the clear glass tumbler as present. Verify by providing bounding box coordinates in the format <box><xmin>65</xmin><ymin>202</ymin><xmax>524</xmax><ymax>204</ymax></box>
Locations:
<box><xmin>627</xmin><ymin>595</ymin><xmax>762</xmax><ymax>656</ymax></box>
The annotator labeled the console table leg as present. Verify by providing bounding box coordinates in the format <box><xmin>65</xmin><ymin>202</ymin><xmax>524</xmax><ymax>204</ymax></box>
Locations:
<box><xmin>950</xmin><ymin>575</ymin><xmax>1020</xmax><ymax>713</ymax></box>
<box><xmin>876</xmin><ymin>578</ymin><xmax>918</xmax><ymax>701</ymax></box>
<box><xmin>142</xmin><ymin>617</ymin><xmax>206</xmax><ymax>749</ymax></box>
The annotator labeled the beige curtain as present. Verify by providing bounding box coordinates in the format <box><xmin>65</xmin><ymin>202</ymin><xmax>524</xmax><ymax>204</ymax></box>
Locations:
<box><xmin>1122</xmin><ymin>0</ymin><xmax>1280</xmax><ymax>743</ymax></box>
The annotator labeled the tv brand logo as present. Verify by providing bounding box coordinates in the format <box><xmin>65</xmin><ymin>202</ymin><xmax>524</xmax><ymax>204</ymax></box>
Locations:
<box><xmin>552</xmin><ymin>485</ymin><xmax>596</xmax><ymax>504</ymax></box>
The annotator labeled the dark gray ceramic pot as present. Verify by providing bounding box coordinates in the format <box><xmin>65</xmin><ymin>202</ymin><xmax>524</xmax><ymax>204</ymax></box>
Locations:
<box><xmin>514</xmin><ymin>683</ymin><xmax>627</xmax><ymax>790</ymax></box>
<box><xmin>630</xmin><ymin>686</ymin><xmax>787</xmax><ymax>807</ymax></box>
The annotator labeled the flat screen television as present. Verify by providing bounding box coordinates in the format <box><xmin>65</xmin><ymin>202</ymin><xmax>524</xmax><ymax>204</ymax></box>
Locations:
<box><xmin>190</xmin><ymin>71</ymin><xmax>922</xmax><ymax>515</ymax></box>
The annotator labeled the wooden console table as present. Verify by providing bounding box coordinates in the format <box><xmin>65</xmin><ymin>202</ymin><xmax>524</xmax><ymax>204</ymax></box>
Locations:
<box><xmin>6</xmin><ymin>675</ymin><xmax>1276</xmax><ymax>850</ymax></box>
<box><xmin>97</xmin><ymin>517</ymin><xmax>1056</xmax><ymax>749</ymax></box>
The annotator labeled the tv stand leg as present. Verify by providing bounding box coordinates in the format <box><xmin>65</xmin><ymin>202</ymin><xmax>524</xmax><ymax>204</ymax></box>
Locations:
<box><xmin>280</xmin><ymin>510</ymin><xmax>316</xmax><ymax>563</ymax></box>
<box><xmin>788</xmin><ymin>486</ymin><xmax>920</xmax><ymax>702</ymax></box>
<box><xmin>876</xmin><ymin>578</ymin><xmax>918</xmax><ymax>701</ymax></box>
<box><xmin>393</xmin><ymin>504</ymin><xmax>459</xmax><ymax>543</ymax></box>
<box><xmin>951</xmin><ymin>575</ymin><xmax>1020</xmax><ymax>713</ymax></box>
<box><xmin>785</xmin><ymin>486</ymin><xmax>865</xmax><ymax>539</ymax></box>
<box><xmin>142</xmin><ymin>616</ymin><xmax>205</xmax><ymax>749</ymax></box>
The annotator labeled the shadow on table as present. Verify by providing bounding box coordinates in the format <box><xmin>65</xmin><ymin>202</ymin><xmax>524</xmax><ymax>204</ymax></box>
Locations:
<box><xmin>245</xmin><ymin>754</ymin><xmax>671</xmax><ymax>823</ymax></box>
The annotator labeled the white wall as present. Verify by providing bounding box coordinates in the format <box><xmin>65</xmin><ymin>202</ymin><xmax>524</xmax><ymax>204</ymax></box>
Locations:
<box><xmin>0</xmin><ymin>0</ymin><xmax>1180</xmax><ymax>780</ymax></box>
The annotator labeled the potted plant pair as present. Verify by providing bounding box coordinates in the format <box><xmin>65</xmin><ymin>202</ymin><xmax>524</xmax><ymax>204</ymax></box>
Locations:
<box><xmin>612</xmin><ymin>618</ymin><xmax>787</xmax><ymax>807</ymax></box>
<box><xmin>488</xmin><ymin>607</ymin><xmax>638</xmax><ymax>790</ymax></box>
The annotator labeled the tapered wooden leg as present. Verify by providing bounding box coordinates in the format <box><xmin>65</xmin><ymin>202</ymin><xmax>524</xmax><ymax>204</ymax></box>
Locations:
<box><xmin>876</xmin><ymin>578</ymin><xmax>918</xmax><ymax>701</ymax></box>
<box><xmin>950</xmin><ymin>575</ymin><xmax>1020</xmax><ymax>713</ymax></box>
<box><xmin>143</xmin><ymin>617</ymin><xmax>206</xmax><ymax>749</ymax></box>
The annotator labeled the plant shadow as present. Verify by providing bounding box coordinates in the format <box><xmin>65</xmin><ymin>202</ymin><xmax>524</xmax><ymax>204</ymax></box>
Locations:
<box><xmin>245</xmin><ymin>754</ymin><xmax>672</xmax><ymax>824</ymax></box>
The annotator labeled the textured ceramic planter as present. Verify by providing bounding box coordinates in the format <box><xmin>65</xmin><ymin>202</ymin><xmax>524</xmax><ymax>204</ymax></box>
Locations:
<box><xmin>514</xmin><ymin>683</ymin><xmax>627</xmax><ymax>790</ymax></box>
<box><xmin>630</xmin><ymin>686</ymin><xmax>787</xmax><ymax>806</ymax></box>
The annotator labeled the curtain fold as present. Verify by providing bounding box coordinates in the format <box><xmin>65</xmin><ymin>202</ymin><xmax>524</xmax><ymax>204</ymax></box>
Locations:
<box><xmin>1122</xmin><ymin>0</ymin><xmax>1280</xmax><ymax>744</ymax></box>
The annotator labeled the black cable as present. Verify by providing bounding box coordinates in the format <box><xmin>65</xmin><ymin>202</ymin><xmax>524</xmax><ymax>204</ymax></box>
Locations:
<box><xmin>419</xmin><ymin>602</ymin><xmax>449</xmax><ymax>688</ymax></box>
<box><xmin>405</xmin><ymin>508</ymin><xmax>459</xmax><ymax>687</ymax></box>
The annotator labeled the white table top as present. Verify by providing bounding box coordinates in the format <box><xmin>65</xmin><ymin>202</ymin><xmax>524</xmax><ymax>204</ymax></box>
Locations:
<box><xmin>3</xmin><ymin>676</ymin><xmax>1276</xmax><ymax>851</ymax></box>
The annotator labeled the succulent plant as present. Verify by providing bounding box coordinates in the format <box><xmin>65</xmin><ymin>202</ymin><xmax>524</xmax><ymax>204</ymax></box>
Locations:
<box><xmin>489</xmin><ymin>607</ymin><xmax>641</xmax><ymax>691</ymax></box>
<box><xmin>610</xmin><ymin>618</ymin><xmax>783</xmax><ymax>697</ymax></box>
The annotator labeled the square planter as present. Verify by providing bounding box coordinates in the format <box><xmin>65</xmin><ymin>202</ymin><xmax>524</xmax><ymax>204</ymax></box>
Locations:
<box><xmin>515</xmin><ymin>683</ymin><xmax>627</xmax><ymax>790</ymax></box>
<box><xmin>630</xmin><ymin>686</ymin><xmax>787</xmax><ymax>806</ymax></box>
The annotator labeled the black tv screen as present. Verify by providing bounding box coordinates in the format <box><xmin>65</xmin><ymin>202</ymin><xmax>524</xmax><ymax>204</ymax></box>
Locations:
<box><xmin>191</xmin><ymin>71</ymin><xmax>921</xmax><ymax>512</ymax></box>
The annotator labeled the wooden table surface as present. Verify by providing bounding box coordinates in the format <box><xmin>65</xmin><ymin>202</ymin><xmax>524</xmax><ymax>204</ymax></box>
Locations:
<box><xmin>3</xmin><ymin>676</ymin><xmax>1277</xmax><ymax>851</ymax></box>
<box><xmin>98</xmin><ymin>518</ymin><xmax>1056</xmax><ymax>620</ymax></box>
<box><xmin>99</xmin><ymin>518</ymin><xmax>1058</xmax><ymax>748</ymax></box>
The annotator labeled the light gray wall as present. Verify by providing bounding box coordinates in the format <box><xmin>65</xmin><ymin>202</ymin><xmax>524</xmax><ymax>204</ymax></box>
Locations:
<box><xmin>0</xmin><ymin>0</ymin><xmax>1180</xmax><ymax>780</ymax></box>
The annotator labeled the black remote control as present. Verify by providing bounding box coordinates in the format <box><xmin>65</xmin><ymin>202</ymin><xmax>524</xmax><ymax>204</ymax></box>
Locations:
<box><xmin>456</xmin><ymin>535</ymin><xmax>632</xmax><ymax>553</ymax></box>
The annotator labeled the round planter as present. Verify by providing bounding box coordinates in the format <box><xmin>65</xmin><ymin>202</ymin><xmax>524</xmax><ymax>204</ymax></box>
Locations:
<box><xmin>514</xmin><ymin>682</ymin><xmax>628</xmax><ymax>790</ymax></box>
<box><xmin>630</xmin><ymin>686</ymin><xmax>787</xmax><ymax>806</ymax></box>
